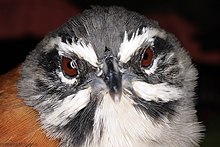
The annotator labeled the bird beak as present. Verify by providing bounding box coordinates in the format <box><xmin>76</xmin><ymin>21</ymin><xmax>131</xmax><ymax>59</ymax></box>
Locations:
<box><xmin>103</xmin><ymin>56</ymin><xmax>122</xmax><ymax>102</ymax></box>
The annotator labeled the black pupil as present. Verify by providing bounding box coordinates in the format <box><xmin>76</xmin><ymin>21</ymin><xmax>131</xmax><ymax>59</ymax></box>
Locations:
<box><xmin>143</xmin><ymin>52</ymin><xmax>149</xmax><ymax>60</ymax></box>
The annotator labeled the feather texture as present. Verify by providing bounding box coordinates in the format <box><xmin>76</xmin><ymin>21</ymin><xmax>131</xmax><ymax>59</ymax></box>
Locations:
<box><xmin>0</xmin><ymin>66</ymin><xmax>59</xmax><ymax>147</ymax></box>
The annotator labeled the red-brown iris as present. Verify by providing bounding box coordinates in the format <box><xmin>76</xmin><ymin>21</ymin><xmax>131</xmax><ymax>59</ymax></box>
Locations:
<box><xmin>141</xmin><ymin>47</ymin><xmax>154</xmax><ymax>67</ymax></box>
<box><xmin>61</xmin><ymin>57</ymin><xmax>78</xmax><ymax>77</ymax></box>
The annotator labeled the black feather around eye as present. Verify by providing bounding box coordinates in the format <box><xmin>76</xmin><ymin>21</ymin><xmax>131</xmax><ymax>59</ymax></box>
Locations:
<box><xmin>39</xmin><ymin>49</ymin><xmax>60</xmax><ymax>73</ymax></box>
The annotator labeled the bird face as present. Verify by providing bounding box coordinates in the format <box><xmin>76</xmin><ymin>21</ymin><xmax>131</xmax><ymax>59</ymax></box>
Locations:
<box><xmin>18</xmin><ymin>6</ymin><xmax>203</xmax><ymax>147</ymax></box>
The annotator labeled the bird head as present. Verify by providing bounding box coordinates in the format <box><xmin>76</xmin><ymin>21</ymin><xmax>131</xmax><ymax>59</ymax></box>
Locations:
<box><xmin>18</xmin><ymin>6</ymin><xmax>203</xmax><ymax>147</ymax></box>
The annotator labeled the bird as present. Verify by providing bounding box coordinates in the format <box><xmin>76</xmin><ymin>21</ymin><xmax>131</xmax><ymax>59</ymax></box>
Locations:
<box><xmin>0</xmin><ymin>6</ymin><xmax>204</xmax><ymax>147</ymax></box>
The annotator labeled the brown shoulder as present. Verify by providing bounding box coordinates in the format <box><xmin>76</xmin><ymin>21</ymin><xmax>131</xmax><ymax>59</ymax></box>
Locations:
<box><xmin>0</xmin><ymin>66</ymin><xmax>60</xmax><ymax>147</ymax></box>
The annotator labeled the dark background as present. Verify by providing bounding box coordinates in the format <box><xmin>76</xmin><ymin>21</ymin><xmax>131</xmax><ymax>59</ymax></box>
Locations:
<box><xmin>0</xmin><ymin>0</ymin><xmax>220</xmax><ymax>146</ymax></box>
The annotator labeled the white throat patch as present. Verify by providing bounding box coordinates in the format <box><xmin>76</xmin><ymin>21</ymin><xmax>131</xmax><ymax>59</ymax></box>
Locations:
<box><xmin>91</xmin><ymin>93</ymin><xmax>163</xmax><ymax>147</ymax></box>
<box><xmin>118</xmin><ymin>27</ymin><xmax>165</xmax><ymax>63</ymax></box>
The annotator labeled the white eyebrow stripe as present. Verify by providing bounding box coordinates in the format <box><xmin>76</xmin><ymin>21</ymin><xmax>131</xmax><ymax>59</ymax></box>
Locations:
<box><xmin>118</xmin><ymin>27</ymin><xmax>166</xmax><ymax>63</ymax></box>
<box><xmin>55</xmin><ymin>37</ymin><xmax>98</xmax><ymax>67</ymax></box>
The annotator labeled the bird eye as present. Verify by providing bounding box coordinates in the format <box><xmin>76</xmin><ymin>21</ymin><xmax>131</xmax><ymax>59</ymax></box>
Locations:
<box><xmin>141</xmin><ymin>47</ymin><xmax>154</xmax><ymax>67</ymax></box>
<box><xmin>61</xmin><ymin>57</ymin><xmax>78</xmax><ymax>77</ymax></box>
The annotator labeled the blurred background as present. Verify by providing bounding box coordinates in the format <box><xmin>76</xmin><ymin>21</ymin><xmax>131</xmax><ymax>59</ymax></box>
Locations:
<box><xmin>0</xmin><ymin>0</ymin><xmax>219</xmax><ymax>146</ymax></box>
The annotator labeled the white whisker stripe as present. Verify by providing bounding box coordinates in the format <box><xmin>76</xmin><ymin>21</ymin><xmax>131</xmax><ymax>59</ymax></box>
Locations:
<box><xmin>132</xmin><ymin>81</ymin><xmax>183</xmax><ymax>102</ymax></box>
<box><xmin>42</xmin><ymin>87</ymin><xmax>91</xmax><ymax>126</ymax></box>
<box><xmin>118</xmin><ymin>27</ymin><xmax>165</xmax><ymax>63</ymax></box>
